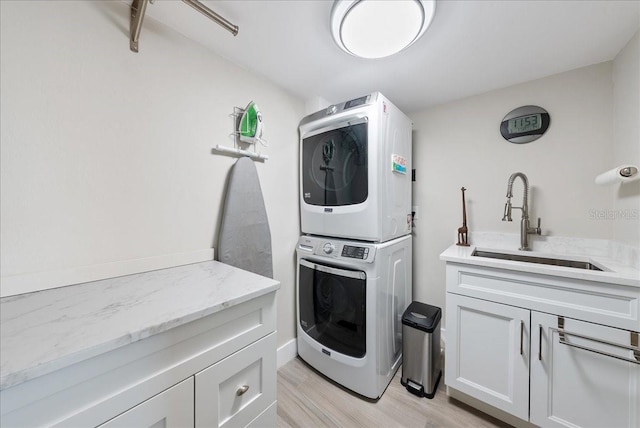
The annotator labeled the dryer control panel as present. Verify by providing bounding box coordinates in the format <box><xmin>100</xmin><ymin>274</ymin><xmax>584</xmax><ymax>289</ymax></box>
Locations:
<box><xmin>299</xmin><ymin>94</ymin><xmax>374</xmax><ymax>126</ymax></box>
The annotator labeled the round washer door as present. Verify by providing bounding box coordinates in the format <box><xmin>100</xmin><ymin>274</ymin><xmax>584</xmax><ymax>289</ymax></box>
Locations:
<box><xmin>298</xmin><ymin>259</ymin><xmax>366</xmax><ymax>358</ymax></box>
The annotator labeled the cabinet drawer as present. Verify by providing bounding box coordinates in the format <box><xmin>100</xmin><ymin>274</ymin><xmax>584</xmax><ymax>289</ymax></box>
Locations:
<box><xmin>98</xmin><ymin>378</ymin><xmax>194</xmax><ymax>428</ymax></box>
<box><xmin>195</xmin><ymin>333</ymin><xmax>276</xmax><ymax>428</ymax></box>
<box><xmin>447</xmin><ymin>263</ymin><xmax>640</xmax><ymax>331</ymax></box>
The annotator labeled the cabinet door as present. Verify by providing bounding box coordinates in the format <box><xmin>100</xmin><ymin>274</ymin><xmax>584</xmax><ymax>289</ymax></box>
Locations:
<box><xmin>531</xmin><ymin>312</ymin><xmax>640</xmax><ymax>428</ymax></box>
<box><xmin>98</xmin><ymin>377</ymin><xmax>194</xmax><ymax>428</ymax></box>
<box><xmin>445</xmin><ymin>294</ymin><xmax>530</xmax><ymax>420</ymax></box>
<box><xmin>195</xmin><ymin>332</ymin><xmax>276</xmax><ymax>428</ymax></box>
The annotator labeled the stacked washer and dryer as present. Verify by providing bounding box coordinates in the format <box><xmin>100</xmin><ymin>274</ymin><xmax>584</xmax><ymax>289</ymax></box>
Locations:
<box><xmin>296</xmin><ymin>92</ymin><xmax>413</xmax><ymax>399</ymax></box>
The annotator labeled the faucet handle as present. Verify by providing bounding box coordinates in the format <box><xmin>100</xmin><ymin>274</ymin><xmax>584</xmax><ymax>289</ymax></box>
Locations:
<box><xmin>535</xmin><ymin>217</ymin><xmax>542</xmax><ymax>234</ymax></box>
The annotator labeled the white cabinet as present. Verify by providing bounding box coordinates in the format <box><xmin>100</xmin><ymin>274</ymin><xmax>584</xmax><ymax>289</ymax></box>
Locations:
<box><xmin>444</xmin><ymin>262</ymin><xmax>640</xmax><ymax>428</ymax></box>
<box><xmin>445</xmin><ymin>294</ymin><xmax>530</xmax><ymax>420</ymax></box>
<box><xmin>245</xmin><ymin>403</ymin><xmax>277</xmax><ymax>428</ymax></box>
<box><xmin>531</xmin><ymin>312</ymin><xmax>640</xmax><ymax>428</ymax></box>
<box><xmin>0</xmin><ymin>292</ymin><xmax>277</xmax><ymax>428</ymax></box>
<box><xmin>99</xmin><ymin>332</ymin><xmax>277</xmax><ymax>428</ymax></box>
<box><xmin>99</xmin><ymin>378</ymin><xmax>194</xmax><ymax>428</ymax></box>
<box><xmin>195</xmin><ymin>333</ymin><xmax>277</xmax><ymax>428</ymax></box>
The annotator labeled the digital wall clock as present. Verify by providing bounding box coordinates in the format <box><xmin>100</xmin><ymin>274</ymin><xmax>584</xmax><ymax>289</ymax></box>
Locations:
<box><xmin>500</xmin><ymin>105</ymin><xmax>550</xmax><ymax>144</ymax></box>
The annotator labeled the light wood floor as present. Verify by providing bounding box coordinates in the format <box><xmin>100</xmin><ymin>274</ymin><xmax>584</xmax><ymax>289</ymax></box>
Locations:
<box><xmin>277</xmin><ymin>357</ymin><xmax>511</xmax><ymax>428</ymax></box>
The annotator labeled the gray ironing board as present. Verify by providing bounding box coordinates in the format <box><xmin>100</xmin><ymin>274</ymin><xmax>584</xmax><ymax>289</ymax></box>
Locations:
<box><xmin>218</xmin><ymin>157</ymin><xmax>273</xmax><ymax>278</ymax></box>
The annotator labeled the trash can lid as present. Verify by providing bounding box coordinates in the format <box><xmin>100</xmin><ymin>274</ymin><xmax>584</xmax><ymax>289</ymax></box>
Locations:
<box><xmin>402</xmin><ymin>301</ymin><xmax>442</xmax><ymax>333</ymax></box>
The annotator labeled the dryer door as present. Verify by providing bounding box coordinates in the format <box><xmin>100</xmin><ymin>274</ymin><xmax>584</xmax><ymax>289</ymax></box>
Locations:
<box><xmin>301</xmin><ymin>119</ymin><xmax>368</xmax><ymax>207</ymax></box>
<box><xmin>298</xmin><ymin>259</ymin><xmax>366</xmax><ymax>358</ymax></box>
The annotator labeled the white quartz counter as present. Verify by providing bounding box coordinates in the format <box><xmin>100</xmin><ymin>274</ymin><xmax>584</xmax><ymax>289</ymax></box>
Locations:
<box><xmin>441</xmin><ymin>238</ymin><xmax>640</xmax><ymax>288</ymax></box>
<box><xmin>0</xmin><ymin>261</ymin><xmax>280</xmax><ymax>391</ymax></box>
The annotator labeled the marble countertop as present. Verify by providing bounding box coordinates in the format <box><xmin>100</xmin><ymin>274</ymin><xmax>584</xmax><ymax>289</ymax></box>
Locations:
<box><xmin>440</xmin><ymin>233</ymin><xmax>639</xmax><ymax>288</ymax></box>
<box><xmin>0</xmin><ymin>261</ymin><xmax>280</xmax><ymax>391</ymax></box>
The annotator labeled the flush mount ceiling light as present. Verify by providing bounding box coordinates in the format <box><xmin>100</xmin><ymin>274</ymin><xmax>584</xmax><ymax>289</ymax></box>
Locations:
<box><xmin>331</xmin><ymin>0</ymin><xmax>436</xmax><ymax>59</ymax></box>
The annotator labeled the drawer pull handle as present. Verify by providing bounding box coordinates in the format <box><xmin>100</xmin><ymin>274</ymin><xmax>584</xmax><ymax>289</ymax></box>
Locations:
<box><xmin>554</xmin><ymin>317</ymin><xmax>640</xmax><ymax>365</ymax></box>
<box><xmin>538</xmin><ymin>324</ymin><xmax>543</xmax><ymax>361</ymax></box>
<box><xmin>520</xmin><ymin>320</ymin><xmax>524</xmax><ymax>356</ymax></box>
<box><xmin>236</xmin><ymin>385</ymin><xmax>250</xmax><ymax>396</ymax></box>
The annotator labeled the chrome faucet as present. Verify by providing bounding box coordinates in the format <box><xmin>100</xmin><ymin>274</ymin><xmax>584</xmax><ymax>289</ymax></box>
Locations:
<box><xmin>502</xmin><ymin>172</ymin><xmax>541</xmax><ymax>251</ymax></box>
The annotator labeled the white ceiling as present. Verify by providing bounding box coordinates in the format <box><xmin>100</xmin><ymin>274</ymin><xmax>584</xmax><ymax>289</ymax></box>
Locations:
<box><xmin>144</xmin><ymin>0</ymin><xmax>640</xmax><ymax>113</ymax></box>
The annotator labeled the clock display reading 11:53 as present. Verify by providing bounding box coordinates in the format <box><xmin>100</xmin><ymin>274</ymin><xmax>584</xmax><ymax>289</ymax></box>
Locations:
<box><xmin>507</xmin><ymin>113</ymin><xmax>542</xmax><ymax>134</ymax></box>
<box><xmin>500</xmin><ymin>105</ymin><xmax>550</xmax><ymax>144</ymax></box>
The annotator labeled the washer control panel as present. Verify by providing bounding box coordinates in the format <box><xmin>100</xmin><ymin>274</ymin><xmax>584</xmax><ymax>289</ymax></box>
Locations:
<box><xmin>341</xmin><ymin>245</ymin><xmax>369</xmax><ymax>260</ymax></box>
<box><xmin>297</xmin><ymin>236</ymin><xmax>375</xmax><ymax>263</ymax></box>
<box><xmin>322</xmin><ymin>243</ymin><xmax>336</xmax><ymax>254</ymax></box>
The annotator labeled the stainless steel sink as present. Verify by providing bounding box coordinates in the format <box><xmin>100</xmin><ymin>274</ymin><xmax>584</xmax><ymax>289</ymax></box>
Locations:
<box><xmin>472</xmin><ymin>250</ymin><xmax>603</xmax><ymax>271</ymax></box>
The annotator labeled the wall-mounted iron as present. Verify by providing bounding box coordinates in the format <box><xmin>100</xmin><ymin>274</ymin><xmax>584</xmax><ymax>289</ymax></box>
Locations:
<box><xmin>213</xmin><ymin>104</ymin><xmax>269</xmax><ymax>162</ymax></box>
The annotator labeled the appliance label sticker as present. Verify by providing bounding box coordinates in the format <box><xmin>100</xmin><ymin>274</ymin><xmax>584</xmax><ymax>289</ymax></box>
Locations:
<box><xmin>392</xmin><ymin>154</ymin><xmax>407</xmax><ymax>174</ymax></box>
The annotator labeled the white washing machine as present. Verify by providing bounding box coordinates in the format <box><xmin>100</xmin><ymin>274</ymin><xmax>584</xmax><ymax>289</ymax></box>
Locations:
<box><xmin>296</xmin><ymin>234</ymin><xmax>412</xmax><ymax>399</ymax></box>
<box><xmin>299</xmin><ymin>92</ymin><xmax>412</xmax><ymax>243</ymax></box>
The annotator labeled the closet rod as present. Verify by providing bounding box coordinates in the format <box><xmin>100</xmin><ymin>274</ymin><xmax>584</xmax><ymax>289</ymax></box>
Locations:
<box><xmin>182</xmin><ymin>0</ymin><xmax>239</xmax><ymax>36</ymax></box>
<box><xmin>130</xmin><ymin>0</ymin><xmax>238</xmax><ymax>53</ymax></box>
<box><xmin>130</xmin><ymin>0</ymin><xmax>148</xmax><ymax>53</ymax></box>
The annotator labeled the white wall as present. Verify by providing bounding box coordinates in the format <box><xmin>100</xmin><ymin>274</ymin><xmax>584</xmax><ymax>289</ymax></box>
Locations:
<box><xmin>0</xmin><ymin>1</ymin><xmax>303</xmax><ymax>348</ymax></box>
<box><xmin>612</xmin><ymin>31</ymin><xmax>640</xmax><ymax>245</ymax></box>
<box><xmin>409</xmin><ymin>62</ymin><xmax>618</xmax><ymax>322</ymax></box>
<box><xmin>2</xmin><ymin>2</ymin><xmax>637</xmax><ymax>355</ymax></box>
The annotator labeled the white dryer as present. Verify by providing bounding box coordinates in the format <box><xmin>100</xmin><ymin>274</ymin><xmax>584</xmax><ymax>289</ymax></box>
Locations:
<box><xmin>299</xmin><ymin>92</ymin><xmax>412</xmax><ymax>243</ymax></box>
<box><xmin>296</xmin><ymin>234</ymin><xmax>412</xmax><ymax>399</ymax></box>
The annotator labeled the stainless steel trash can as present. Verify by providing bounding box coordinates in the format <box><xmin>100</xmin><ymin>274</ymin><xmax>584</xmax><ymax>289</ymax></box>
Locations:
<box><xmin>401</xmin><ymin>301</ymin><xmax>442</xmax><ymax>398</ymax></box>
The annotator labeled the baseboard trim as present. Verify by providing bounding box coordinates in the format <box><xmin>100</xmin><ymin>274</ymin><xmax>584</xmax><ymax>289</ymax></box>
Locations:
<box><xmin>1</xmin><ymin>249</ymin><xmax>215</xmax><ymax>298</ymax></box>
<box><xmin>277</xmin><ymin>338</ymin><xmax>298</xmax><ymax>369</ymax></box>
